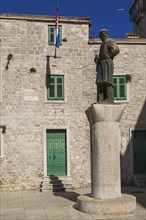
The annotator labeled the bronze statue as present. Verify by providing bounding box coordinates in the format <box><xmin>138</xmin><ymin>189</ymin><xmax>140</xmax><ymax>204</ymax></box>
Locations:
<box><xmin>94</xmin><ymin>29</ymin><xmax>120</xmax><ymax>103</ymax></box>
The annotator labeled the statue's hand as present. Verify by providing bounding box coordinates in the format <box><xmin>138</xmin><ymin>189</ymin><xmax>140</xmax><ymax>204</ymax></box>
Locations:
<box><xmin>94</xmin><ymin>55</ymin><xmax>99</xmax><ymax>63</ymax></box>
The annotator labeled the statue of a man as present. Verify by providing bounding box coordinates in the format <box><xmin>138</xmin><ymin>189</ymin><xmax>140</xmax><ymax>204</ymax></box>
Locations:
<box><xmin>94</xmin><ymin>29</ymin><xmax>120</xmax><ymax>103</ymax></box>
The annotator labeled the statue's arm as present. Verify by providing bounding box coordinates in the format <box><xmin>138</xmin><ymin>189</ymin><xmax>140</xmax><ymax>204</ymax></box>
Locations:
<box><xmin>108</xmin><ymin>40</ymin><xmax>120</xmax><ymax>59</ymax></box>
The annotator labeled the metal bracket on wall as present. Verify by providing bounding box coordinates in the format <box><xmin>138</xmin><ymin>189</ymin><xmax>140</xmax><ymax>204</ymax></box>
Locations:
<box><xmin>5</xmin><ymin>54</ymin><xmax>13</xmax><ymax>70</ymax></box>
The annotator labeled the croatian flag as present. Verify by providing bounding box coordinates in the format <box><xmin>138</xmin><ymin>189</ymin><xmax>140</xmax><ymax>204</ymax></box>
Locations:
<box><xmin>54</xmin><ymin>3</ymin><xmax>60</xmax><ymax>48</ymax></box>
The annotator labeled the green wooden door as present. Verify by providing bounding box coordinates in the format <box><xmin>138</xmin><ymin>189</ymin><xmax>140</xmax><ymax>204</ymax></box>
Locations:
<box><xmin>133</xmin><ymin>130</ymin><xmax>146</xmax><ymax>174</ymax></box>
<box><xmin>47</xmin><ymin>130</ymin><xmax>67</xmax><ymax>176</ymax></box>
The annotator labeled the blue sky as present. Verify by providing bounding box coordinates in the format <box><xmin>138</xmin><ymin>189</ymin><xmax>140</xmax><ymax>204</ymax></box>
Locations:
<box><xmin>0</xmin><ymin>0</ymin><xmax>134</xmax><ymax>38</ymax></box>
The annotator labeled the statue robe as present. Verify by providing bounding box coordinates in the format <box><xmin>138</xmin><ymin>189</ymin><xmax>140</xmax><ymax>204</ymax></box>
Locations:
<box><xmin>96</xmin><ymin>38</ymin><xmax>120</xmax><ymax>85</ymax></box>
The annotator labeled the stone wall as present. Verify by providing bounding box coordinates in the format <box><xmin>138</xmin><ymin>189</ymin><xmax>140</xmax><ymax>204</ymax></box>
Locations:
<box><xmin>0</xmin><ymin>14</ymin><xmax>145</xmax><ymax>191</ymax></box>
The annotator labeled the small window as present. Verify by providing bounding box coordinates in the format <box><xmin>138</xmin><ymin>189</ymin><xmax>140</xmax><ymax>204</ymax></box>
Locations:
<box><xmin>48</xmin><ymin>25</ymin><xmax>62</xmax><ymax>46</ymax></box>
<box><xmin>114</xmin><ymin>76</ymin><xmax>127</xmax><ymax>100</ymax></box>
<box><xmin>47</xmin><ymin>75</ymin><xmax>64</xmax><ymax>100</ymax></box>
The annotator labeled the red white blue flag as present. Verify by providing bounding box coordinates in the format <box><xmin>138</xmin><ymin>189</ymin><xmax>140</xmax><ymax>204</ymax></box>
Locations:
<box><xmin>54</xmin><ymin>3</ymin><xmax>60</xmax><ymax>48</ymax></box>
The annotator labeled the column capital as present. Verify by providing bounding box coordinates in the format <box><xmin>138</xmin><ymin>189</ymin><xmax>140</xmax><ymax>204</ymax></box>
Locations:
<box><xmin>86</xmin><ymin>103</ymin><xmax>126</xmax><ymax>125</ymax></box>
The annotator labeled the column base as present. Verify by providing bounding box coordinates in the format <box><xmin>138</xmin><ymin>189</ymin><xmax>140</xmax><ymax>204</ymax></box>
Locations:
<box><xmin>77</xmin><ymin>194</ymin><xmax>136</xmax><ymax>215</ymax></box>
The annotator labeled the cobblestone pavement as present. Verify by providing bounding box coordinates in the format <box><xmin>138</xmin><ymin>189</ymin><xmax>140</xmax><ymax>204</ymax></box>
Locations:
<box><xmin>0</xmin><ymin>186</ymin><xmax>146</xmax><ymax>220</ymax></box>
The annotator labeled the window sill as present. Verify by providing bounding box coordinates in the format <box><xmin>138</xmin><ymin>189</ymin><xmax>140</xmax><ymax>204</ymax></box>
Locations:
<box><xmin>45</xmin><ymin>100</ymin><xmax>67</xmax><ymax>104</ymax></box>
<box><xmin>114</xmin><ymin>100</ymin><xmax>129</xmax><ymax>104</ymax></box>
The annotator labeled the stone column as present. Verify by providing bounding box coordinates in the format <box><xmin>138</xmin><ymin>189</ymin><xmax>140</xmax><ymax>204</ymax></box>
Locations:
<box><xmin>77</xmin><ymin>103</ymin><xmax>136</xmax><ymax>215</ymax></box>
<box><xmin>89</xmin><ymin>104</ymin><xmax>124</xmax><ymax>200</ymax></box>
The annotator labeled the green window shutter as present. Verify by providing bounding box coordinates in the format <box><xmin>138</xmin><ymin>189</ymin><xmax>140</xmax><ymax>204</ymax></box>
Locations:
<box><xmin>114</xmin><ymin>76</ymin><xmax>127</xmax><ymax>100</ymax></box>
<box><xmin>48</xmin><ymin>75</ymin><xmax>64</xmax><ymax>100</ymax></box>
<box><xmin>114</xmin><ymin>78</ymin><xmax>118</xmax><ymax>99</ymax></box>
<box><xmin>48</xmin><ymin>26</ymin><xmax>55</xmax><ymax>45</ymax></box>
<box><xmin>59</xmin><ymin>25</ymin><xmax>62</xmax><ymax>46</ymax></box>
<box><xmin>48</xmin><ymin>25</ymin><xmax>62</xmax><ymax>46</ymax></box>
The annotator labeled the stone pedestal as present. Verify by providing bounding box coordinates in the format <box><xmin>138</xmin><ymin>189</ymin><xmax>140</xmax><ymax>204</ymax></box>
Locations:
<box><xmin>77</xmin><ymin>103</ymin><xmax>136</xmax><ymax>214</ymax></box>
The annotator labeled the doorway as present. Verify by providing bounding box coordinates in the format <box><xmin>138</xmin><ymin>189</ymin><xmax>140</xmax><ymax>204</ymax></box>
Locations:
<box><xmin>46</xmin><ymin>129</ymin><xmax>67</xmax><ymax>176</ymax></box>
<box><xmin>133</xmin><ymin>130</ymin><xmax>146</xmax><ymax>174</ymax></box>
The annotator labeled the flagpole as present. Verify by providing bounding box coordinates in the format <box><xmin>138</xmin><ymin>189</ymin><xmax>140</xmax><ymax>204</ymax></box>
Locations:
<box><xmin>54</xmin><ymin>1</ymin><xmax>59</xmax><ymax>58</ymax></box>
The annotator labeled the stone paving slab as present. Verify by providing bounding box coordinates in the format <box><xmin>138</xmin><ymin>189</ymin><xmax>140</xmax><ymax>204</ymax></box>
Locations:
<box><xmin>0</xmin><ymin>186</ymin><xmax>146</xmax><ymax>220</ymax></box>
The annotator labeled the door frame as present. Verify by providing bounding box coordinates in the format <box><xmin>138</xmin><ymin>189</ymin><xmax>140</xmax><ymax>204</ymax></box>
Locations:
<box><xmin>43</xmin><ymin>126</ymin><xmax>71</xmax><ymax>177</ymax></box>
<box><xmin>130</xmin><ymin>127</ymin><xmax>146</xmax><ymax>174</ymax></box>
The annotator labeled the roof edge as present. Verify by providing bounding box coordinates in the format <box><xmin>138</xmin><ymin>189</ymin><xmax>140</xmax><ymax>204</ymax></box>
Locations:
<box><xmin>0</xmin><ymin>13</ymin><xmax>91</xmax><ymax>24</ymax></box>
<box><xmin>89</xmin><ymin>38</ymin><xmax>146</xmax><ymax>45</ymax></box>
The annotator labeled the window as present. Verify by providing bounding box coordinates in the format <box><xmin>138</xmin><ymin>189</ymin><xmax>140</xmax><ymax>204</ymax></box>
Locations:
<box><xmin>114</xmin><ymin>76</ymin><xmax>127</xmax><ymax>100</ymax></box>
<box><xmin>47</xmin><ymin>75</ymin><xmax>64</xmax><ymax>100</ymax></box>
<box><xmin>48</xmin><ymin>25</ymin><xmax>62</xmax><ymax>46</ymax></box>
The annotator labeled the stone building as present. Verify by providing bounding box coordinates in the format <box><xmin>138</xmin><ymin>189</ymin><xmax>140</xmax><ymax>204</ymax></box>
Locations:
<box><xmin>0</xmin><ymin>14</ymin><xmax>146</xmax><ymax>191</ymax></box>
<box><xmin>129</xmin><ymin>0</ymin><xmax>146</xmax><ymax>37</ymax></box>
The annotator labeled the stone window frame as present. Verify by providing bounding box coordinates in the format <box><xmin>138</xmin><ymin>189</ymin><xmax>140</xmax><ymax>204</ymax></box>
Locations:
<box><xmin>114</xmin><ymin>75</ymin><xmax>127</xmax><ymax>100</ymax></box>
<box><xmin>45</xmin><ymin>74</ymin><xmax>67</xmax><ymax>103</ymax></box>
<box><xmin>43</xmin><ymin>126</ymin><xmax>71</xmax><ymax>177</ymax></box>
<box><xmin>48</xmin><ymin>25</ymin><xmax>62</xmax><ymax>46</ymax></box>
<box><xmin>114</xmin><ymin>74</ymin><xmax>130</xmax><ymax>103</ymax></box>
<box><xmin>47</xmin><ymin>75</ymin><xmax>64</xmax><ymax>101</ymax></box>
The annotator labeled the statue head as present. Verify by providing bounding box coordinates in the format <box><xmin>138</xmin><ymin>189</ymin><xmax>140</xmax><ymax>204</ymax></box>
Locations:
<box><xmin>99</xmin><ymin>29</ymin><xmax>109</xmax><ymax>41</ymax></box>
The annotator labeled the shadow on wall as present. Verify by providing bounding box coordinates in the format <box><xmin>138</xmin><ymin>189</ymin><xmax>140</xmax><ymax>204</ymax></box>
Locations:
<box><xmin>121</xmin><ymin>100</ymin><xmax>146</xmax><ymax>186</ymax></box>
<box><xmin>121</xmin><ymin>100</ymin><xmax>146</xmax><ymax>208</ymax></box>
<box><xmin>45</xmin><ymin>56</ymin><xmax>51</xmax><ymax>89</ymax></box>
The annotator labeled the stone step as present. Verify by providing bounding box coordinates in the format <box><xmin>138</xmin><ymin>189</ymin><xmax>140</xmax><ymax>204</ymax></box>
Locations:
<box><xmin>42</xmin><ymin>176</ymin><xmax>72</xmax><ymax>182</ymax></box>
<box><xmin>42</xmin><ymin>183</ymin><xmax>72</xmax><ymax>188</ymax></box>
<box><xmin>40</xmin><ymin>187</ymin><xmax>66</xmax><ymax>192</ymax></box>
<box><xmin>40</xmin><ymin>182</ymin><xmax>65</xmax><ymax>188</ymax></box>
<box><xmin>41</xmin><ymin>180</ymin><xmax>62</xmax><ymax>184</ymax></box>
<box><xmin>41</xmin><ymin>182</ymin><xmax>72</xmax><ymax>189</ymax></box>
<box><xmin>40</xmin><ymin>176</ymin><xmax>72</xmax><ymax>192</ymax></box>
<box><xmin>42</xmin><ymin>181</ymin><xmax>72</xmax><ymax>187</ymax></box>
<box><xmin>41</xmin><ymin>179</ymin><xmax>72</xmax><ymax>185</ymax></box>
